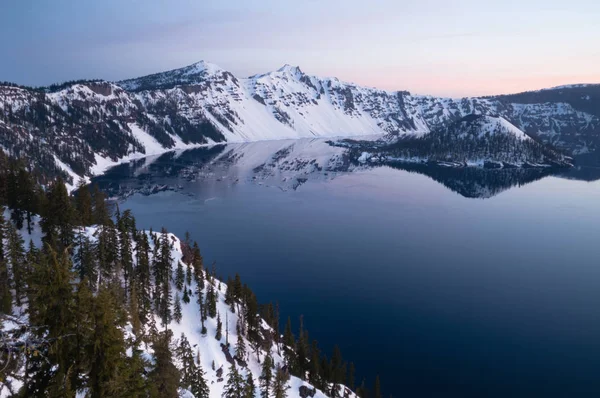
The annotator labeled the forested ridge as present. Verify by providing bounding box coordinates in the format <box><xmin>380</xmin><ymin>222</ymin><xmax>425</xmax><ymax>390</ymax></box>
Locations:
<box><xmin>0</xmin><ymin>151</ymin><xmax>380</xmax><ymax>398</ymax></box>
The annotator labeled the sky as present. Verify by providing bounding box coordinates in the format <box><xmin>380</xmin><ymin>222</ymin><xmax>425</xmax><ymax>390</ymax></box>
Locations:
<box><xmin>1</xmin><ymin>0</ymin><xmax>599</xmax><ymax>97</ymax></box>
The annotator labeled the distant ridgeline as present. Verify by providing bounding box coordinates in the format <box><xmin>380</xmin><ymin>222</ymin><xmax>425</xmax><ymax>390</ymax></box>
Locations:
<box><xmin>0</xmin><ymin>61</ymin><xmax>598</xmax><ymax>184</ymax></box>
<box><xmin>341</xmin><ymin>115</ymin><xmax>574</xmax><ymax>169</ymax></box>
<box><xmin>0</xmin><ymin>153</ymin><xmax>378</xmax><ymax>398</ymax></box>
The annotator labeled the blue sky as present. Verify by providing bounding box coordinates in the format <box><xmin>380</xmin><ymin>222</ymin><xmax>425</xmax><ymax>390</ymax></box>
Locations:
<box><xmin>1</xmin><ymin>0</ymin><xmax>599</xmax><ymax>96</ymax></box>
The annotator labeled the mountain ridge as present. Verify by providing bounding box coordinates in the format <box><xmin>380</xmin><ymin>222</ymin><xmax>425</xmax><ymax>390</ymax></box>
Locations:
<box><xmin>0</xmin><ymin>61</ymin><xmax>598</xmax><ymax>184</ymax></box>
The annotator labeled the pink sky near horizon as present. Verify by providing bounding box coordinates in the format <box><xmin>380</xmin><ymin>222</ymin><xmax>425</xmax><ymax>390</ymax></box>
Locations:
<box><xmin>340</xmin><ymin>70</ymin><xmax>600</xmax><ymax>97</ymax></box>
<box><xmin>1</xmin><ymin>0</ymin><xmax>599</xmax><ymax>97</ymax></box>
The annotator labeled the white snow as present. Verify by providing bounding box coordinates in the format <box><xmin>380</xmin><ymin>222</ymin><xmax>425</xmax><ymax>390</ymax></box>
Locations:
<box><xmin>88</xmin><ymin>123</ymin><xmax>211</xmax><ymax>178</ymax></box>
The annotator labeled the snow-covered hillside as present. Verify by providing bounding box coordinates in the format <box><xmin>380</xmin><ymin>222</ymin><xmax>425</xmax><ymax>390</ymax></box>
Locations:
<box><xmin>0</xmin><ymin>209</ymin><xmax>357</xmax><ymax>398</ymax></box>
<box><xmin>0</xmin><ymin>62</ymin><xmax>598</xmax><ymax>184</ymax></box>
<box><xmin>346</xmin><ymin>115</ymin><xmax>572</xmax><ymax>169</ymax></box>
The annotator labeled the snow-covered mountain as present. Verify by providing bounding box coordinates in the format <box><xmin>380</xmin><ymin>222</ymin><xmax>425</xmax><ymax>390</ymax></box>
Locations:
<box><xmin>346</xmin><ymin>115</ymin><xmax>573</xmax><ymax>168</ymax></box>
<box><xmin>0</xmin><ymin>61</ymin><xmax>598</xmax><ymax>183</ymax></box>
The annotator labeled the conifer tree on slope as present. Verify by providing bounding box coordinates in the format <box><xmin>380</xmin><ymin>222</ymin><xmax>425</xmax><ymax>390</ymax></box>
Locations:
<box><xmin>260</xmin><ymin>353</ymin><xmax>274</xmax><ymax>398</ymax></box>
<box><xmin>296</xmin><ymin>315</ymin><xmax>309</xmax><ymax>378</ymax></box>
<box><xmin>175</xmin><ymin>259</ymin><xmax>185</xmax><ymax>291</ymax></box>
<box><xmin>223</xmin><ymin>363</ymin><xmax>246</xmax><ymax>398</ymax></box>
<box><xmin>283</xmin><ymin>316</ymin><xmax>296</xmax><ymax>369</ymax></box>
<box><xmin>135</xmin><ymin>231</ymin><xmax>152</xmax><ymax>323</ymax></box>
<box><xmin>117</xmin><ymin>210</ymin><xmax>134</xmax><ymax>287</ymax></box>
<box><xmin>374</xmin><ymin>375</ymin><xmax>382</xmax><ymax>398</ymax></box>
<box><xmin>273</xmin><ymin>365</ymin><xmax>291</xmax><ymax>398</ymax></box>
<box><xmin>235</xmin><ymin>321</ymin><xmax>247</xmax><ymax>361</ymax></box>
<box><xmin>244</xmin><ymin>372</ymin><xmax>257</xmax><ymax>398</ymax></box>
<box><xmin>25</xmin><ymin>248</ymin><xmax>77</xmax><ymax>396</ymax></box>
<box><xmin>149</xmin><ymin>331</ymin><xmax>180</xmax><ymax>398</ymax></box>
<box><xmin>216</xmin><ymin>311</ymin><xmax>223</xmax><ymax>340</ymax></box>
<box><xmin>309</xmin><ymin>340</ymin><xmax>321</xmax><ymax>388</ymax></box>
<box><xmin>207</xmin><ymin>282</ymin><xmax>218</xmax><ymax>318</ymax></box>
<box><xmin>72</xmin><ymin>278</ymin><xmax>94</xmax><ymax>392</ymax></box>
<box><xmin>192</xmin><ymin>349</ymin><xmax>210</xmax><ymax>398</ymax></box>
<box><xmin>183</xmin><ymin>285</ymin><xmax>191</xmax><ymax>304</ymax></box>
<box><xmin>75</xmin><ymin>179</ymin><xmax>93</xmax><ymax>226</ymax></box>
<box><xmin>174</xmin><ymin>292</ymin><xmax>183</xmax><ymax>323</ymax></box>
<box><xmin>0</xmin><ymin>210</ymin><xmax>13</xmax><ymax>314</ymax></box>
<box><xmin>41</xmin><ymin>177</ymin><xmax>74</xmax><ymax>250</ymax></box>
<box><xmin>348</xmin><ymin>362</ymin><xmax>356</xmax><ymax>391</ymax></box>
<box><xmin>88</xmin><ymin>286</ymin><xmax>128</xmax><ymax>398</ymax></box>
<box><xmin>176</xmin><ymin>334</ymin><xmax>196</xmax><ymax>390</ymax></box>
<box><xmin>192</xmin><ymin>241</ymin><xmax>204</xmax><ymax>289</ymax></box>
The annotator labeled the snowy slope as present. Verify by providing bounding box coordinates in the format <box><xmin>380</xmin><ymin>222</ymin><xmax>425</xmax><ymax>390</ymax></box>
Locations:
<box><xmin>0</xmin><ymin>214</ymin><xmax>357</xmax><ymax>398</ymax></box>
<box><xmin>453</xmin><ymin>115</ymin><xmax>532</xmax><ymax>141</ymax></box>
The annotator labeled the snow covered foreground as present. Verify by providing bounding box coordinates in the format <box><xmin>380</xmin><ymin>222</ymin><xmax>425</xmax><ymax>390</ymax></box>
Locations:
<box><xmin>0</xmin><ymin>210</ymin><xmax>356</xmax><ymax>398</ymax></box>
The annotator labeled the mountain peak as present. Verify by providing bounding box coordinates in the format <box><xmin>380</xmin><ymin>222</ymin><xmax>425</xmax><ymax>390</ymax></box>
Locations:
<box><xmin>277</xmin><ymin>64</ymin><xmax>303</xmax><ymax>75</ymax></box>
<box><xmin>184</xmin><ymin>60</ymin><xmax>223</xmax><ymax>75</ymax></box>
<box><xmin>117</xmin><ymin>60</ymin><xmax>226</xmax><ymax>91</ymax></box>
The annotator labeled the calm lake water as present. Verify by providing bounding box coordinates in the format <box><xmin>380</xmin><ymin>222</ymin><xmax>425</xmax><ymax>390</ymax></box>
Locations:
<box><xmin>93</xmin><ymin>140</ymin><xmax>600</xmax><ymax>397</ymax></box>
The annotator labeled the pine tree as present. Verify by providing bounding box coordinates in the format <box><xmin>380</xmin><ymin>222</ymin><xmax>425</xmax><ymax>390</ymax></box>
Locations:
<box><xmin>192</xmin><ymin>241</ymin><xmax>204</xmax><ymax>288</ymax></box>
<box><xmin>225</xmin><ymin>277</ymin><xmax>235</xmax><ymax>308</ymax></box>
<box><xmin>175</xmin><ymin>260</ymin><xmax>185</xmax><ymax>291</ymax></box>
<box><xmin>235</xmin><ymin>322</ymin><xmax>247</xmax><ymax>361</ymax></box>
<box><xmin>176</xmin><ymin>334</ymin><xmax>196</xmax><ymax>390</ymax></box>
<box><xmin>207</xmin><ymin>283</ymin><xmax>217</xmax><ymax>318</ymax></box>
<box><xmin>296</xmin><ymin>315</ymin><xmax>309</xmax><ymax>378</ymax></box>
<box><xmin>244</xmin><ymin>373</ymin><xmax>256</xmax><ymax>398</ymax></box>
<box><xmin>186</xmin><ymin>262</ymin><xmax>192</xmax><ymax>286</ymax></box>
<box><xmin>88</xmin><ymin>286</ymin><xmax>128</xmax><ymax>397</ymax></box>
<box><xmin>192</xmin><ymin>349</ymin><xmax>210</xmax><ymax>398</ymax></box>
<box><xmin>129</xmin><ymin>283</ymin><xmax>142</xmax><ymax>337</ymax></box>
<box><xmin>76</xmin><ymin>231</ymin><xmax>98</xmax><ymax>290</ymax></box>
<box><xmin>135</xmin><ymin>231</ymin><xmax>152</xmax><ymax>323</ymax></box>
<box><xmin>96</xmin><ymin>218</ymin><xmax>118</xmax><ymax>285</ymax></box>
<box><xmin>41</xmin><ymin>177</ymin><xmax>74</xmax><ymax>250</ymax></box>
<box><xmin>309</xmin><ymin>340</ymin><xmax>321</xmax><ymax>387</ymax></box>
<box><xmin>222</xmin><ymin>363</ymin><xmax>245</xmax><ymax>398</ymax></box>
<box><xmin>92</xmin><ymin>185</ymin><xmax>109</xmax><ymax>226</ymax></box>
<box><xmin>6</xmin><ymin>162</ymin><xmax>24</xmax><ymax>230</ymax></box>
<box><xmin>356</xmin><ymin>379</ymin><xmax>366</xmax><ymax>398</ymax></box>
<box><xmin>245</xmin><ymin>288</ymin><xmax>258</xmax><ymax>333</ymax></box>
<box><xmin>0</xmin><ymin>257</ymin><xmax>12</xmax><ymax>314</ymax></box>
<box><xmin>156</xmin><ymin>228</ymin><xmax>173</xmax><ymax>326</ymax></box>
<box><xmin>0</xmin><ymin>208</ymin><xmax>5</xmax><ymax>261</ymax></box>
<box><xmin>272</xmin><ymin>365</ymin><xmax>291</xmax><ymax>398</ymax></box>
<box><xmin>259</xmin><ymin>353</ymin><xmax>273</xmax><ymax>398</ymax></box>
<box><xmin>216</xmin><ymin>311</ymin><xmax>223</xmax><ymax>341</ymax></box>
<box><xmin>73</xmin><ymin>278</ymin><xmax>94</xmax><ymax>392</ymax></box>
<box><xmin>233</xmin><ymin>273</ymin><xmax>243</xmax><ymax>302</ymax></box>
<box><xmin>348</xmin><ymin>362</ymin><xmax>356</xmax><ymax>391</ymax></box>
<box><xmin>174</xmin><ymin>292</ymin><xmax>182</xmax><ymax>323</ymax></box>
<box><xmin>17</xmin><ymin>165</ymin><xmax>37</xmax><ymax>234</ymax></box>
<box><xmin>75</xmin><ymin>179</ymin><xmax>93</xmax><ymax>226</ymax></box>
<box><xmin>118</xmin><ymin>210</ymin><xmax>134</xmax><ymax>287</ymax></box>
<box><xmin>283</xmin><ymin>316</ymin><xmax>294</xmax><ymax>349</ymax></box>
<box><xmin>182</xmin><ymin>286</ymin><xmax>191</xmax><ymax>304</ymax></box>
<box><xmin>283</xmin><ymin>317</ymin><xmax>295</xmax><ymax>369</ymax></box>
<box><xmin>330</xmin><ymin>345</ymin><xmax>343</xmax><ymax>397</ymax></box>
<box><xmin>0</xmin><ymin>210</ymin><xmax>9</xmax><ymax>314</ymax></box>
<box><xmin>374</xmin><ymin>375</ymin><xmax>382</xmax><ymax>398</ymax></box>
<box><xmin>274</xmin><ymin>302</ymin><xmax>280</xmax><ymax>354</ymax></box>
<box><xmin>149</xmin><ymin>331</ymin><xmax>180</xmax><ymax>398</ymax></box>
<box><xmin>123</xmin><ymin>344</ymin><xmax>152</xmax><ymax>397</ymax></box>
<box><xmin>226</xmin><ymin>311</ymin><xmax>230</xmax><ymax>346</ymax></box>
<box><xmin>26</xmin><ymin>248</ymin><xmax>77</xmax><ymax>396</ymax></box>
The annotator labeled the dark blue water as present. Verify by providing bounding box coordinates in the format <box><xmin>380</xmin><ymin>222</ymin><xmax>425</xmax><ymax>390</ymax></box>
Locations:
<box><xmin>96</xmin><ymin>151</ymin><xmax>600</xmax><ymax>397</ymax></box>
